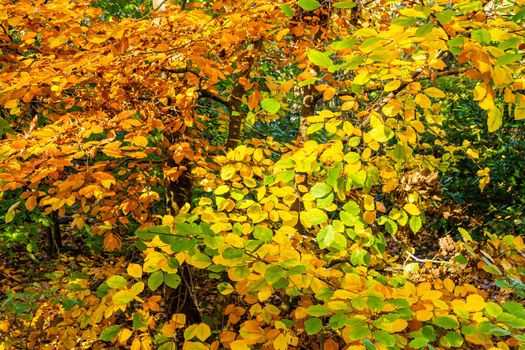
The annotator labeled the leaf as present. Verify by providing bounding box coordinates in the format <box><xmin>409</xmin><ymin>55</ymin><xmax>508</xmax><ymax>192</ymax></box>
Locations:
<box><xmin>403</xmin><ymin>203</ymin><xmax>421</xmax><ymax>216</ymax></box>
<box><xmin>333</xmin><ymin>1</ymin><xmax>356</xmax><ymax>8</ymax></box>
<box><xmin>112</xmin><ymin>290</ymin><xmax>134</xmax><ymax>306</ymax></box>
<box><xmin>434</xmin><ymin>315</ymin><xmax>459</xmax><ymax>329</ymax></box>
<box><xmin>307</xmin><ymin>49</ymin><xmax>333</xmax><ymax>68</ymax></box>
<box><xmin>496</xmin><ymin>53</ymin><xmax>522</xmax><ymax>66</ymax></box>
<box><xmin>317</xmin><ymin>225</ymin><xmax>335</xmax><ymax>249</ymax></box>
<box><xmin>194</xmin><ymin>323</ymin><xmax>211</xmax><ymax>341</ymax></box>
<box><xmin>384</xmin><ymin>80</ymin><xmax>401</xmax><ymax>92</ymax></box>
<box><xmin>306</xmin><ymin>305</ymin><xmax>331</xmax><ymax>317</ymax></box>
<box><xmin>280</xmin><ymin>4</ymin><xmax>294</xmax><ymax>17</ymax></box>
<box><xmin>472</xmin><ymin>29</ymin><xmax>491</xmax><ymax>44</ymax></box>
<box><xmin>25</xmin><ymin>196</ymin><xmax>37</xmax><ymax>211</ymax></box>
<box><xmin>311</xmin><ymin>182</ymin><xmax>332</xmax><ymax>198</ymax></box>
<box><xmin>440</xmin><ymin>331</ymin><xmax>464</xmax><ymax>347</ymax></box>
<box><xmin>305</xmin><ymin>318</ymin><xmax>323</xmax><ymax>334</ymax></box>
<box><xmin>131</xmin><ymin>135</ymin><xmax>148</xmax><ymax>147</ymax></box>
<box><xmin>409</xmin><ymin>215</ymin><xmax>422</xmax><ymax>233</ymax></box>
<box><xmin>99</xmin><ymin>325</ymin><xmax>121</xmax><ymax>341</ymax></box>
<box><xmin>306</xmin><ymin>208</ymin><xmax>329</xmax><ymax>225</ymax></box>
<box><xmin>260</xmin><ymin>98</ymin><xmax>281</xmax><ymax>114</ymax></box>
<box><xmin>127</xmin><ymin>264</ymin><xmax>143</xmax><ymax>279</ymax></box>
<box><xmin>148</xmin><ymin>271</ymin><xmax>164</xmax><ymax>291</ymax></box>
<box><xmin>298</xmin><ymin>0</ymin><xmax>321</xmax><ymax>11</ymax></box>
<box><xmin>416</xmin><ymin>23</ymin><xmax>433</xmax><ymax>37</ymax></box>
<box><xmin>165</xmin><ymin>273</ymin><xmax>181</xmax><ymax>289</ymax></box>
<box><xmin>106</xmin><ymin>275</ymin><xmax>128</xmax><ymax>288</ymax></box>
<box><xmin>373</xmin><ymin>330</ymin><xmax>396</xmax><ymax>346</ymax></box>
<box><xmin>487</xmin><ymin>106</ymin><xmax>503</xmax><ymax>132</ymax></box>
<box><xmin>265</xmin><ymin>266</ymin><xmax>285</xmax><ymax>284</ymax></box>
<box><xmin>424</xmin><ymin>87</ymin><xmax>446</xmax><ymax>98</ymax></box>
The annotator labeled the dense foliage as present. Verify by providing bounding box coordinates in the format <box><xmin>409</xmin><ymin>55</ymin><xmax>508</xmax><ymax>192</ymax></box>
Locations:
<box><xmin>1</xmin><ymin>0</ymin><xmax>524</xmax><ymax>349</ymax></box>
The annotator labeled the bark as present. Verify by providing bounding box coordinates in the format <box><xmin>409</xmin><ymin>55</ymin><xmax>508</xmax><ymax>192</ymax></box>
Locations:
<box><xmin>46</xmin><ymin>211</ymin><xmax>62</xmax><ymax>257</ymax></box>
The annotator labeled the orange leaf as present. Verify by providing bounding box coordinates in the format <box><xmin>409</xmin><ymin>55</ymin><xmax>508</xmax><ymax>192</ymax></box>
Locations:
<box><xmin>103</xmin><ymin>233</ymin><xmax>122</xmax><ymax>251</ymax></box>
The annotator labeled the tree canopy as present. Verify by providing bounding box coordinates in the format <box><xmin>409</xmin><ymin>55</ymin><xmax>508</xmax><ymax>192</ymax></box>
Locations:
<box><xmin>1</xmin><ymin>0</ymin><xmax>524</xmax><ymax>349</ymax></box>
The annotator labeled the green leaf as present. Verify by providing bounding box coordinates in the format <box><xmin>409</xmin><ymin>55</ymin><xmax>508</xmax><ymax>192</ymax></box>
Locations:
<box><xmin>280</xmin><ymin>4</ymin><xmax>294</xmax><ymax>17</ymax></box>
<box><xmin>351</xmin><ymin>248</ymin><xmax>371</xmax><ymax>266</ymax></box>
<box><xmin>409</xmin><ymin>337</ymin><xmax>429</xmax><ymax>349</ymax></box>
<box><xmin>311</xmin><ymin>182</ymin><xmax>332</xmax><ymax>198</ymax></box>
<box><xmin>333</xmin><ymin>1</ymin><xmax>356</xmax><ymax>8</ymax></box>
<box><xmin>440</xmin><ymin>331</ymin><xmax>464</xmax><ymax>347</ymax></box>
<box><xmin>253</xmin><ymin>226</ymin><xmax>273</xmax><ymax>241</ymax></box>
<box><xmin>373</xmin><ymin>330</ymin><xmax>396</xmax><ymax>346</ymax></box>
<box><xmin>298</xmin><ymin>0</ymin><xmax>321</xmax><ymax>11</ymax></box>
<box><xmin>165</xmin><ymin>273</ymin><xmax>181</xmax><ymax>289</ymax></box>
<box><xmin>305</xmin><ymin>317</ymin><xmax>323</xmax><ymax>335</ymax></box>
<box><xmin>106</xmin><ymin>275</ymin><xmax>128</xmax><ymax>289</ymax></box>
<box><xmin>347</xmin><ymin>323</ymin><xmax>370</xmax><ymax>340</ymax></box>
<box><xmin>170</xmin><ymin>237</ymin><xmax>196</xmax><ymax>253</ymax></box>
<box><xmin>472</xmin><ymin>29</ymin><xmax>491</xmax><ymax>44</ymax></box>
<box><xmin>496</xmin><ymin>53</ymin><xmax>522</xmax><ymax>66</ymax></box>
<box><xmin>112</xmin><ymin>290</ymin><xmax>135</xmax><ymax>306</ymax></box>
<box><xmin>265</xmin><ymin>266</ymin><xmax>285</xmax><ymax>284</ymax></box>
<box><xmin>307</xmin><ymin>49</ymin><xmax>333</xmax><ymax>68</ymax></box>
<box><xmin>416</xmin><ymin>23</ymin><xmax>433</xmax><ymax>37</ymax></box>
<box><xmin>434</xmin><ymin>316</ymin><xmax>459</xmax><ymax>329</ymax></box>
<box><xmin>331</xmin><ymin>38</ymin><xmax>357</xmax><ymax>49</ymax></box>
<box><xmin>393</xmin><ymin>16</ymin><xmax>417</xmax><ymax>26</ymax></box>
<box><xmin>133</xmin><ymin>312</ymin><xmax>148</xmax><ymax>329</ymax></box>
<box><xmin>317</xmin><ymin>225</ymin><xmax>335</xmax><ymax>249</ymax></box>
<box><xmin>148</xmin><ymin>271</ymin><xmax>164</xmax><ymax>291</ymax></box>
<box><xmin>306</xmin><ymin>208</ymin><xmax>329</xmax><ymax>225</ymax></box>
<box><xmin>454</xmin><ymin>255</ymin><xmax>468</xmax><ymax>264</ymax></box>
<box><xmin>436</xmin><ymin>9</ymin><xmax>456</xmax><ymax>24</ymax></box>
<box><xmin>367</xmin><ymin>296</ymin><xmax>384</xmax><ymax>311</ymax></box>
<box><xmin>99</xmin><ymin>325</ymin><xmax>121</xmax><ymax>341</ymax></box>
<box><xmin>409</xmin><ymin>215</ymin><xmax>422</xmax><ymax>233</ymax></box>
<box><xmin>306</xmin><ymin>305</ymin><xmax>331</xmax><ymax>317</ymax></box>
<box><xmin>260</xmin><ymin>98</ymin><xmax>281</xmax><ymax>114</ymax></box>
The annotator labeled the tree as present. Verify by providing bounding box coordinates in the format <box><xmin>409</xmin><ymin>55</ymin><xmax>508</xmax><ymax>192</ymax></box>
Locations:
<box><xmin>1</xmin><ymin>0</ymin><xmax>524</xmax><ymax>349</ymax></box>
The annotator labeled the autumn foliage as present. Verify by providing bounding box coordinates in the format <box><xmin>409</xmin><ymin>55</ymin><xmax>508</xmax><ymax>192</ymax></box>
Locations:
<box><xmin>1</xmin><ymin>0</ymin><xmax>524</xmax><ymax>349</ymax></box>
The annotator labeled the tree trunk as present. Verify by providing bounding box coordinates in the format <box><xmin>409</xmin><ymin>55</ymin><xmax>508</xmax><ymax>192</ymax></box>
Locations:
<box><xmin>46</xmin><ymin>211</ymin><xmax>62</xmax><ymax>257</ymax></box>
<box><xmin>164</xmin><ymin>159</ymin><xmax>201</xmax><ymax>322</ymax></box>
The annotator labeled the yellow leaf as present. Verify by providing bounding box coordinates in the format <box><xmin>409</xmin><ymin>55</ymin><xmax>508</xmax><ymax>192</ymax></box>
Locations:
<box><xmin>132</xmin><ymin>135</ymin><xmax>148</xmax><ymax>147</ymax></box>
<box><xmin>273</xmin><ymin>333</ymin><xmax>290</xmax><ymax>350</ymax></box>
<box><xmin>381</xmin><ymin>319</ymin><xmax>408</xmax><ymax>333</ymax></box>
<box><xmin>403</xmin><ymin>203</ymin><xmax>421</xmax><ymax>216</ymax></box>
<box><xmin>444</xmin><ymin>278</ymin><xmax>455</xmax><ymax>292</ymax></box>
<box><xmin>424</xmin><ymin>87</ymin><xmax>446</xmax><ymax>98</ymax></box>
<box><xmin>221</xmin><ymin>164</ymin><xmax>236</xmax><ymax>180</ymax></box>
<box><xmin>465</xmin><ymin>294</ymin><xmax>486</xmax><ymax>312</ymax></box>
<box><xmin>384</xmin><ymin>80</ymin><xmax>401</xmax><ymax>92</ymax></box>
<box><xmin>182</xmin><ymin>341</ymin><xmax>208</xmax><ymax>350</ymax></box>
<box><xmin>515</xmin><ymin>107</ymin><xmax>525</xmax><ymax>120</ymax></box>
<box><xmin>415</xmin><ymin>309</ymin><xmax>433</xmax><ymax>321</ymax></box>
<box><xmin>4</xmin><ymin>99</ymin><xmax>18</xmax><ymax>109</ymax></box>
<box><xmin>363</xmin><ymin>195</ymin><xmax>375</xmax><ymax>211</ymax></box>
<box><xmin>415</xmin><ymin>93</ymin><xmax>431</xmax><ymax>109</ymax></box>
<box><xmin>131</xmin><ymin>337</ymin><xmax>141</xmax><ymax>350</ymax></box>
<box><xmin>194</xmin><ymin>323</ymin><xmax>211</xmax><ymax>341</ymax></box>
<box><xmin>172</xmin><ymin>313</ymin><xmax>186</xmax><ymax>328</ymax></box>
<box><xmin>127</xmin><ymin>263</ymin><xmax>143</xmax><ymax>279</ymax></box>
<box><xmin>230</xmin><ymin>340</ymin><xmax>250</xmax><ymax>350</ymax></box>
<box><xmin>421</xmin><ymin>290</ymin><xmax>442</xmax><ymax>300</ymax></box>
<box><xmin>353</xmin><ymin>71</ymin><xmax>369</xmax><ymax>85</ymax></box>
<box><xmin>118</xmin><ymin>328</ymin><xmax>133</xmax><ymax>344</ymax></box>
<box><xmin>161</xmin><ymin>322</ymin><xmax>176</xmax><ymax>337</ymax></box>
<box><xmin>487</xmin><ymin>106</ymin><xmax>502</xmax><ymax>132</ymax></box>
